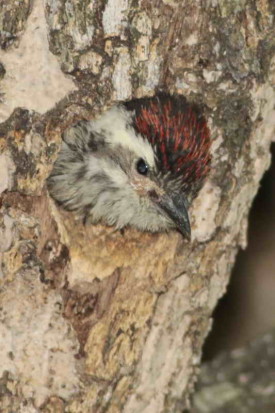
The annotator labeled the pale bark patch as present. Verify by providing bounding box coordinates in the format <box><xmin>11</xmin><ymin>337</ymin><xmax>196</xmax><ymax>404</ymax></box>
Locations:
<box><xmin>0</xmin><ymin>0</ymin><xmax>75</xmax><ymax>122</ymax></box>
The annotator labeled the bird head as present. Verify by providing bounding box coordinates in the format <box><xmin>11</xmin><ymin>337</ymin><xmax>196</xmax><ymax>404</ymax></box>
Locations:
<box><xmin>47</xmin><ymin>94</ymin><xmax>211</xmax><ymax>240</ymax></box>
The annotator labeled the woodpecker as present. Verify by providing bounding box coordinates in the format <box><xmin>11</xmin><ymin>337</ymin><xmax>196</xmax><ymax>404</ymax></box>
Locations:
<box><xmin>47</xmin><ymin>94</ymin><xmax>210</xmax><ymax>240</ymax></box>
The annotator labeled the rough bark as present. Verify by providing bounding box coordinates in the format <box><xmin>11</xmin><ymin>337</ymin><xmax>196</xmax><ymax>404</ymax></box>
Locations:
<box><xmin>0</xmin><ymin>0</ymin><xmax>274</xmax><ymax>412</ymax></box>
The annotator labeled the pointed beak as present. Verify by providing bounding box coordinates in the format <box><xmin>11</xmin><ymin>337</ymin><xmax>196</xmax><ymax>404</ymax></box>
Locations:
<box><xmin>150</xmin><ymin>191</ymin><xmax>191</xmax><ymax>240</ymax></box>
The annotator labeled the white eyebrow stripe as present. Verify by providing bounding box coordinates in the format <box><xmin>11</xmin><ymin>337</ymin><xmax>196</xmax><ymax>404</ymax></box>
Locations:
<box><xmin>87</xmin><ymin>106</ymin><xmax>156</xmax><ymax>168</ymax></box>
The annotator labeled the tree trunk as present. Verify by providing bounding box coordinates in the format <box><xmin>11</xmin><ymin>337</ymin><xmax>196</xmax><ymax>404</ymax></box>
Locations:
<box><xmin>0</xmin><ymin>0</ymin><xmax>274</xmax><ymax>412</ymax></box>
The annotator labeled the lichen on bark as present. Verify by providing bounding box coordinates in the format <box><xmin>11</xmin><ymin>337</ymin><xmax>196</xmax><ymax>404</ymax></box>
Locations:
<box><xmin>0</xmin><ymin>0</ymin><xmax>33</xmax><ymax>49</ymax></box>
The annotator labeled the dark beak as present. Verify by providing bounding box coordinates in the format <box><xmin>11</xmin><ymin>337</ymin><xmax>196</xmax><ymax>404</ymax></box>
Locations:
<box><xmin>150</xmin><ymin>191</ymin><xmax>191</xmax><ymax>240</ymax></box>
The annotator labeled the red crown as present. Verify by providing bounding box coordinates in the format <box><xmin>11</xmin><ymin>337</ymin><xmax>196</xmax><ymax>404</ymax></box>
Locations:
<box><xmin>125</xmin><ymin>94</ymin><xmax>211</xmax><ymax>194</ymax></box>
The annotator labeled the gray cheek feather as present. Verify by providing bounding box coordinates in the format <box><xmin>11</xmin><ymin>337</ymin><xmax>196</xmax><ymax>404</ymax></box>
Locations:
<box><xmin>87</xmin><ymin>187</ymin><xmax>173</xmax><ymax>232</ymax></box>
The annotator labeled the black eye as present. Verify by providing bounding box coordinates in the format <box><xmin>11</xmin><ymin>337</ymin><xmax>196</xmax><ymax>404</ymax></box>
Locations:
<box><xmin>136</xmin><ymin>158</ymin><xmax>149</xmax><ymax>175</ymax></box>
